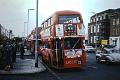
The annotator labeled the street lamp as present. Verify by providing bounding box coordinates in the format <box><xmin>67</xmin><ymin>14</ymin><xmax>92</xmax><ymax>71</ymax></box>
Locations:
<box><xmin>91</xmin><ymin>12</ymin><xmax>98</xmax><ymax>51</ymax></box>
<box><xmin>27</xmin><ymin>8</ymin><xmax>35</xmax><ymax>37</ymax></box>
<box><xmin>9</xmin><ymin>30</ymin><xmax>12</xmax><ymax>39</ymax></box>
<box><xmin>35</xmin><ymin>0</ymin><xmax>39</xmax><ymax>67</ymax></box>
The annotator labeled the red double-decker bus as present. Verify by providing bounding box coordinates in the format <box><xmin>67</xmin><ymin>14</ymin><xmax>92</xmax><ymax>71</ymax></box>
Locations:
<box><xmin>40</xmin><ymin>10</ymin><xmax>86</xmax><ymax>69</ymax></box>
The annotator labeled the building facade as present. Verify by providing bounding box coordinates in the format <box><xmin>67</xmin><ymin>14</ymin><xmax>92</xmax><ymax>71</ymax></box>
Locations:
<box><xmin>109</xmin><ymin>8</ymin><xmax>120</xmax><ymax>50</ymax></box>
<box><xmin>88</xmin><ymin>9</ymin><xmax>115</xmax><ymax>47</ymax></box>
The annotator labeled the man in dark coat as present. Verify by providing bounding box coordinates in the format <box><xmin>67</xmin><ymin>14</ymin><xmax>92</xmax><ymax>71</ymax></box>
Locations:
<box><xmin>4</xmin><ymin>42</ymin><xmax>12</xmax><ymax>71</ymax></box>
<box><xmin>12</xmin><ymin>43</ymin><xmax>17</xmax><ymax>62</ymax></box>
<box><xmin>20</xmin><ymin>44</ymin><xmax>25</xmax><ymax>59</ymax></box>
<box><xmin>0</xmin><ymin>44</ymin><xmax>4</xmax><ymax>69</ymax></box>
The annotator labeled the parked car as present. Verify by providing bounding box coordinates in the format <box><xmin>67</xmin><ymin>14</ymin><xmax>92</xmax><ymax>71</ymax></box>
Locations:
<box><xmin>96</xmin><ymin>48</ymin><xmax>120</xmax><ymax>63</ymax></box>
<box><xmin>85</xmin><ymin>45</ymin><xmax>95</xmax><ymax>53</ymax></box>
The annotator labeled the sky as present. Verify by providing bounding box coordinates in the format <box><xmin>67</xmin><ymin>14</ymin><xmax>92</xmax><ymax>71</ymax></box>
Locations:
<box><xmin>0</xmin><ymin>0</ymin><xmax>120</xmax><ymax>37</ymax></box>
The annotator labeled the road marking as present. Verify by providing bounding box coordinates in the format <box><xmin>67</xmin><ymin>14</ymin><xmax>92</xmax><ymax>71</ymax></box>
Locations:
<box><xmin>87</xmin><ymin>66</ymin><xmax>97</xmax><ymax>69</ymax></box>
<box><xmin>44</xmin><ymin>64</ymin><xmax>63</xmax><ymax>80</ymax></box>
<box><xmin>39</xmin><ymin>57</ymin><xmax>63</xmax><ymax>80</ymax></box>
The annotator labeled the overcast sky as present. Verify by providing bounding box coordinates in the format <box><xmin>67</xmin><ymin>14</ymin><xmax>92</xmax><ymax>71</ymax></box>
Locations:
<box><xmin>0</xmin><ymin>0</ymin><xmax>120</xmax><ymax>37</ymax></box>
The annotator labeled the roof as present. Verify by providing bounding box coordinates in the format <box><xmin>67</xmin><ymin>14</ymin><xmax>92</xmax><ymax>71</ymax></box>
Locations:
<box><xmin>53</xmin><ymin>10</ymin><xmax>81</xmax><ymax>15</ymax></box>
<box><xmin>41</xmin><ymin>10</ymin><xmax>83</xmax><ymax>24</ymax></box>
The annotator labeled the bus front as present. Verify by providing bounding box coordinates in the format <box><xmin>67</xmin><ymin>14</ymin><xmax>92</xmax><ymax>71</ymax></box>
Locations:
<box><xmin>55</xmin><ymin>14</ymin><xmax>86</xmax><ymax>69</ymax></box>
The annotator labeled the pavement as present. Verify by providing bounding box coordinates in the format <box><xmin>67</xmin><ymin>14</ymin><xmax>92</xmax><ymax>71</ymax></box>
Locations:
<box><xmin>0</xmin><ymin>50</ymin><xmax>46</xmax><ymax>74</ymax></box>
<box><xmin>16</xmin><ymin>49</ymin><xmax>32</xmax><ymax>56</ymax></box>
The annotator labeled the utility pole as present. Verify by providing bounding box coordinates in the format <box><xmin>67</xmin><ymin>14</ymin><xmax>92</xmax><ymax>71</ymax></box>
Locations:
<box><xmin>35</xmin><ymin>0</ymin><xmax>38</xmax><ymax>67</ymax></box>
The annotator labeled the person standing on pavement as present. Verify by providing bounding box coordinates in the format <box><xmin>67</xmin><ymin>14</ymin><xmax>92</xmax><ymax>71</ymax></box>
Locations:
<box><xmin>0</xmin><ymin>44</ymin><xmax>4</xmax><ymax>69</ymax></box>
<box><xmin>16</xmin><ymin>43</ymin><xmax>19</xmax><ymax>52</ymax></box>
<box><xmin>12</xmin><ymin>42</ymin><xmax>17</xmax><ymax>62</ymax></box>
<box><xmin>4</xmin><ymin>41</ymin><xmax>13</xmax><ymax>71</ymax></box>
<box><xmin>20</xmin><ymin>44</ymin><xmax>25</xmax><ymax>59</ymax></box>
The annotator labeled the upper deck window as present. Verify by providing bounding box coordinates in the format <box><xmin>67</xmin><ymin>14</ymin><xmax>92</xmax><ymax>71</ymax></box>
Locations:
<box><xmin>58</xmin><ymin>15</ymin><xmax>80</xmax><ymax>23</ymax></box>
<box><xmin>64</xmin><ymin>24</ymin><xmax>76</xmax><ymax>32</ymax></box>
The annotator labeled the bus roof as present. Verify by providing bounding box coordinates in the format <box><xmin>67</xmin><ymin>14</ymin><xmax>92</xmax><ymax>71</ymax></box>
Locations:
<box><xmin>41</xmin><ymin>10</ymin><xmax>83</xmax><ymax>24</ymax></box>
<box><xmin>53</xmin><ymin>10</ymin><xmax>81</xmax><ymax>16</ymax></box>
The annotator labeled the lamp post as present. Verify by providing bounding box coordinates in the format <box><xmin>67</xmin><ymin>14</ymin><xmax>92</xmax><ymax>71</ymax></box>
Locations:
<box><xmin>91</xmin><ymin>12</ymin><xmax>98</xmax><ymax>51</ymax></box>
<box><xmin>9</xmin><ymin>30</ymin><xmax>12</xmax><ymax>39</ymax></box>
<box><xmin>27</xmin><ymin>9</ymin><xmax>35</xmax><ymax>37</ymax></box>
<box><xmin>35</xmin><ymin>0</ymin><xmax>39</xmax><ymax>67</ymax></box>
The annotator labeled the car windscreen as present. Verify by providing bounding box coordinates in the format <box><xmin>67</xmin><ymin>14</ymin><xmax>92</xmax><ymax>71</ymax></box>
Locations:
<box><xmin>104</xmin><ymin>45</ymin><xmax>116</xmax><ymax>49</ymax></box>
<box><xmin>86</xmin><ymin>46</ymin><xmax>93</xmax><ymax>48</ymax></box>
<box><xmin>109</xmin><ymin>49</ymin><xmax>119</xmax><ymax>53</ymax></box>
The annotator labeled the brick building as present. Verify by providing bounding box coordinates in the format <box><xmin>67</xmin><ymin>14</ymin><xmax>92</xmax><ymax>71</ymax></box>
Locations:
<box><xmin>109</xmin><ymin>8</ymin><xmax>120</xmax><ymax>50</ymax></box>
<box><xmin>88</xmin><ymin>9</ymin><xmax>114</xmax><ymax>47</ymax></box>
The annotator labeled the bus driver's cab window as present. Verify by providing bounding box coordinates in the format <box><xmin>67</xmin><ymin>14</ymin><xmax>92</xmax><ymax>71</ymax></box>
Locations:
<box><xmin>65</xmin><ymin>41</ymin><xmax>71</xmax><ymax>49</ymax></box>
<box><xmin>64</xmin><ymin>38</ymin><xmax>81</xmax><ymax>49</ymax></box>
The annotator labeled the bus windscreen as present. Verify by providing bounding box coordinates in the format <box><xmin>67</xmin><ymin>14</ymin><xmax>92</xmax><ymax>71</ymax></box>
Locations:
<box><xmin>64</xmin><ymin>37</ymin><xmax>81</xmax><ymax>49</ymax></box>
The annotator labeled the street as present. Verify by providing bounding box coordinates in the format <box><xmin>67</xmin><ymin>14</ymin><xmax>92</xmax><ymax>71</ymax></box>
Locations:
<box><xmin>0</xmin><ymin>53</ymin><xmax>120</xmax><ymax>80</ymax></box>
<box><xmin>0</xmin><ymin>0</ymin><xmax>120</xmax><ymax>80</ymax></box>
<box><xmin>55</xmin><ymin>53</ymin><xmax>120</xmax><ymax>80</ymax></box>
